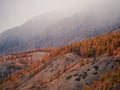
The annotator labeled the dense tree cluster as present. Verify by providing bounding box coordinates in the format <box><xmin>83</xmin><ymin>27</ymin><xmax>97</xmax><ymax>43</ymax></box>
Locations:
<box><xmin>56</xmin><ymin>32</ymin><xmax>120</xmax><ymax>58</ymax></box>
<box><xmin>35</xmin><ymin>32</ymin><xmax>120</xmax><ymax>62</ymax></box>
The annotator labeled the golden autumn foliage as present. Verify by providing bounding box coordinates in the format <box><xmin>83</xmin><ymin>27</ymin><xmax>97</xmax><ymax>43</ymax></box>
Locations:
<box><xmin>44</xmin><ymin>31</ymin><xmax>120</xmax><ymax>59</ymax></box>
<box><xmin>62</xmin><ymin>31</ymin><xmax>120</xmax><ymax>57</ymax></box>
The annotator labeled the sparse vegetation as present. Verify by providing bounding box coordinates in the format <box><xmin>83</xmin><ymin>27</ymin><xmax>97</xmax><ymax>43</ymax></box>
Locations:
<box><xmin>82</xmin><ymin>72</ymin><xmax>88</xmax><ymax>79</ymax></box>
<box><xmin>93</xmin><ymin>65</ymin><xmax>99</xmax><ymax>71</ymax></box>
<box><xmin>66</xmin><ymin>75</ymin><xmax>72</xmax><ymax>80</ymax></box>
<box><xmin>75</xmin><ymin>77</ymin><xmax>81</xmax><ymax>81</ymax></box>
<box><xmin>83</xmin><ymin>65</ymin><xmax>120</xmax><ymax>90</ymax></box>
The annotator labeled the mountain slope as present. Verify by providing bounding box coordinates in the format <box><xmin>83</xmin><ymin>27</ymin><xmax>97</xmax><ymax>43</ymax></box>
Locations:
<box><xmin>15</xmin><ymin>31</ymin><xmax>120</xmax><ymax>90</ymax></box>
<box><xmin>0</xmin><ymin>31</ymin><xmax>120</xmax><ymax>90</ymax></box>
<box><xmin>0</xmin><ymin>9</ymin><xmax>120</xmax><ymax>54</ymax></box>
<box><xmin>0</xmin><ymin>27</ymin><xmax>23</xmax><ymax>52</ymax></box>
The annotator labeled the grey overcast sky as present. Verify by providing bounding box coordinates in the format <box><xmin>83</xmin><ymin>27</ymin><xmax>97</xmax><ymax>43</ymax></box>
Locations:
<box><xmin>0</xmin><ymin>0</ymin><xmax>86</xmax><ymax>33</ymax></box>
<box><xmin>0</xmin><ymin>0</ymin><xmax>120</xmax><ymax>33</ymax></box>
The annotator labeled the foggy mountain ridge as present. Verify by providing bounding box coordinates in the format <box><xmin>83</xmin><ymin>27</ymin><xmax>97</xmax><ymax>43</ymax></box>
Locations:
<box><xmin>0</xmin><ymin>7</ymin><xmax>120</xmax><ymax>54</ymax></box>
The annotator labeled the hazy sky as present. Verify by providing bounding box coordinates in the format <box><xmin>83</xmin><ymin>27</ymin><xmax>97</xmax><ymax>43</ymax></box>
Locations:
<box><xmin>0</xmin><ymin>0</ymin><xmax>87</xmax><ymax>33</ymax></box>
<box><xmin>0</xmin><ymin>0</ymin><xmax>120</xmax><ymax>33</ymax></box>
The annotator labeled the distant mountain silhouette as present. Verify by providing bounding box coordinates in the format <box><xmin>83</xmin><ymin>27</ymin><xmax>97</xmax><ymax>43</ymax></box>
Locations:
<box><xmin>0</xmin><ymin>10</ymin><xmax>120</xmax><ymax>54</ymax></box>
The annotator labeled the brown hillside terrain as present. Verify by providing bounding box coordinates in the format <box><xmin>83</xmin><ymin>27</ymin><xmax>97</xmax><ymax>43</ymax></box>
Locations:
<box><xmin>0</xmin><ymin>51</ymin><xmax>48</xmax><ymax>82</ymax></box>
<box><xmin>0</xmin><ymin>31</ymin><xmax>119</xmax><ymax>90</ymax></box>
<box><xmin>17</xmin><ymin>54</ymin><xmax>119</xmax><ymax>90</ymax></box>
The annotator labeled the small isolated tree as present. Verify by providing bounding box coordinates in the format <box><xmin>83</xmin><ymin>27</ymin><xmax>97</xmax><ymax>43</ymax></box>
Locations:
<box><xmin>83</xmin><ymin>85</ymin><xmax>92</xmax><ymax>90</ymax></box>
<box><xmin>80</xmin><ymin>59</ymin><xmax>85</xmax><ymax>66</ymax></box>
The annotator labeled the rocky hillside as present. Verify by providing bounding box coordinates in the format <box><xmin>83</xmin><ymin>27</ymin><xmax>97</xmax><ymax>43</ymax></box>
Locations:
<box><xmin>0</xmin><ymin>31</ymin><xmax>119</xmax><ymax>90</ymax></box>
<box><xmin>17</xmin><ymin>54</ymin><xmax>119</xmax><ymax>90</ymax></box>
